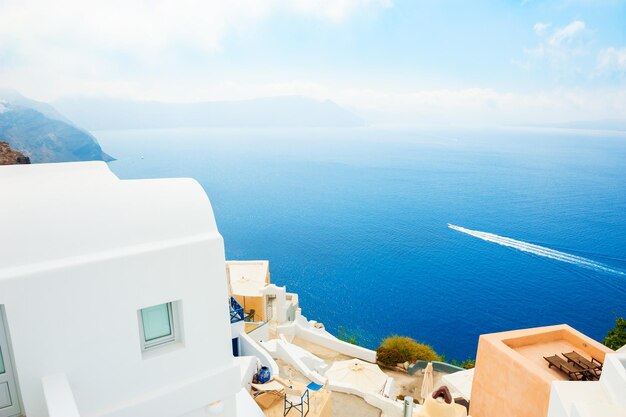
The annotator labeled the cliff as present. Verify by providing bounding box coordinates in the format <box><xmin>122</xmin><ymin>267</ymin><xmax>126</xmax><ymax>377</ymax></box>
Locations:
<box><xmin>0</xmin><ymin>91</ymin><xmax>113</xmax><ymax>163</ymax></box>
<box><xmin>0</xmin><ymin>141</ymin><xmax>30</xmax><ymax>165</ymax></box>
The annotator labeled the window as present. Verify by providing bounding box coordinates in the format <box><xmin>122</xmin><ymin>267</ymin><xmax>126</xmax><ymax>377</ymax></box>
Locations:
<box><xmin>138</xmin><ymin>302</ymin><xmax>180</xmax><ymax>351</ymax></box>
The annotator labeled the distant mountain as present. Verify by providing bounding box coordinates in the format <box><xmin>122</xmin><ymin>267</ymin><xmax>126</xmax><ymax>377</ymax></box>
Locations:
<box><xmin>556</xmin><ymin>119</ymin><xmax>626</xmax><ymax>131</ymax></box>
<box><xmin>0</xmin><ymin>89</ymin><xmax>71</xmax><ymax>124</ymax></box>
<box><xmin>53</xmin><ymin>96</ymin><xmax>365</xmax><ymax>130</ymax></box>
<box><xmin>0</xmin><ymin>92</ymin><xmax>112</xmax><ymax>163</ymax></box>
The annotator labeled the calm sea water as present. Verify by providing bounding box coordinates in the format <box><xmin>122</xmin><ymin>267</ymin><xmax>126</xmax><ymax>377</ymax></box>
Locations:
<box><xmin>97</xmin><ymin>126</ymin><xmax>626</xmax><ymax>360</ymax></box>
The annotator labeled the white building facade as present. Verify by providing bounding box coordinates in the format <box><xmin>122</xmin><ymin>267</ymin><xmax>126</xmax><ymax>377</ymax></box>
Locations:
<box><xmin>0</xmin><ymin>162</ymin><xmax>248</xmax><ymax>417</ymax></box>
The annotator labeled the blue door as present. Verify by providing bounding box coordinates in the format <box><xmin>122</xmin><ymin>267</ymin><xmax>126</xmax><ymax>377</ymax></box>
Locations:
<box><xmin>231</xmin><ymin>338</ymin><xmax>239</xmax><ymax>357</ymax></box>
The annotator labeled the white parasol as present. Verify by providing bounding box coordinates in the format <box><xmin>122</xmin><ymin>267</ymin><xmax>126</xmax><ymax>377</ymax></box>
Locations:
<box><xmin>325</xmin><ymin>359</ymin><xmax>388</xmax><ymax>394</ymax></box>
<box><xmin>420</xmin><ymin>362</ymin><xmax>434</xmax><ymax>400</ymax></box>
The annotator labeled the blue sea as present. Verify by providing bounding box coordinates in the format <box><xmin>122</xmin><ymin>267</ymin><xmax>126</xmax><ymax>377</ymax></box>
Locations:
<box><xmin>97</xmin><ymin>126</ymin><xmax>626</xmax><ymax>361</ymax></box>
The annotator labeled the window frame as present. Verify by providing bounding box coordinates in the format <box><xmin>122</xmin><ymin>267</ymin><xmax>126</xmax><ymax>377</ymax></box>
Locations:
<box><xmin>138</xmin><ymin>302</ymin><xmax>179</xmax><ymax>351</ymax></box>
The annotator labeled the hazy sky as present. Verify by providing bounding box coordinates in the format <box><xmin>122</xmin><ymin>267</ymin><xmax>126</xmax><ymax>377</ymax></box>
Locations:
<box><xmin>1</xmin><ymin>0</ymin><xmax>625</xmax><ymax>125</ymax></box>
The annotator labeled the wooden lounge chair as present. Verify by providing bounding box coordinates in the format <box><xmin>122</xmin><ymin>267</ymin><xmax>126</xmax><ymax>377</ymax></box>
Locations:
<box><xmin>544</xmin><ymin>355</ymin><xmax>588</xmax><ymax>381</ymax></box>
<box><xmin>254</xmin><ymin>391</ymin><xmax>282</xmax><ymax>410</ymax></box>
<box><xmin>251</xmin><ymin>379</ymin><xmax>286</xmax><ymax>410</ymax></box>
<box><xmin>562</xmin><ymin>351</ymin><xmax>602</xmax><ymax>380</ymax></box>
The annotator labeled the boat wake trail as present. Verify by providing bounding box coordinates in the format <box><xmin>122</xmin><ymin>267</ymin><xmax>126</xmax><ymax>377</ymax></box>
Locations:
<box><xmin>448</xmin><ymin>224</ymin><xmax>626</xmax><ymax>277</ymax></box>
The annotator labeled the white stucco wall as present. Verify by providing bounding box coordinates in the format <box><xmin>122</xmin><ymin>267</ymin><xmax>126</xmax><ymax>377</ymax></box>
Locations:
<box><xmin>278</xmin><ymin>314</ymin><xmax>377</xmax><ymax>363</ymax></box>
<box><xmin>0</xmin><ymin>162</ymin><xmax>242</xmax><ymax>417</ymax></box>
<box><xmin>547</xmin><ymin>353</ymin><xmax>626</xmax><ymax>417</ymax></box>
<box><xmin>239</xmin><ymin>333</ymin><xmax>280</xmax><ymax>378</ymax></box>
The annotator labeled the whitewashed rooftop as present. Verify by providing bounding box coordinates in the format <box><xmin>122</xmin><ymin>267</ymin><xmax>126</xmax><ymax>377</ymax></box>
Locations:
<box><xmin>0</xmin><ymin>161</ymin><xmax>219</xmax><ymax>278</ymax></box>
<box><xmin>226</xmin><ymin>260</ymin><xmax>269</xmax><ymax>296</ymax></box>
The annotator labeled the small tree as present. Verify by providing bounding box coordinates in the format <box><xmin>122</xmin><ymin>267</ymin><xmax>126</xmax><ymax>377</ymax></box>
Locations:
<box><xmin>376</xmin><ymin>347</ymin><xmax>405</xmax><ymax>366</ymax></box>
<box><xmin>603</xmin><ymin>317</ymin><xmax>626</xmax><ymax>351</ymax></box>
<box><xmin>460</xmin><ymin>359</ymin><xmax>475</xmax><ymax>369</ymax></box>
<box><xmin>377</xmin><ymin>335</ymin><xmax>440</xmax><ymax>366</ymax></box>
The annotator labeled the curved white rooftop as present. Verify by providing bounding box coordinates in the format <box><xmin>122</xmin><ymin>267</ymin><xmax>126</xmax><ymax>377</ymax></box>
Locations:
<box><xmin>0</xmin><ymin>161</ymin><xmax>220</xmax><ymax>278</ymax></box>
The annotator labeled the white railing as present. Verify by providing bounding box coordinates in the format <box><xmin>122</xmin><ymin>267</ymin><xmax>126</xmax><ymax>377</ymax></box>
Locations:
<box><xmin>279</xmin><ymin>315</ymin><xmax>377</xmax><ymax>363</ymax></box>
<box><xmin>42</xmin><ymin>373</ymin><xmax>81</xmax><ymax>417</ymax></box>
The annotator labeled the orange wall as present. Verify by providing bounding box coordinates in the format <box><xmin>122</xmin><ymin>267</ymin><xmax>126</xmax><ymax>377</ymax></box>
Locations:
<box><xmin>233</xmin><ymin>294</ymin><xmax>266</xmax><ymax>322</ymax></box>
<box><xmin>470</xmin><ymin>332</ymin><xmax>553</xmax><ymax>417</ymax></box>
<box><xmin>469</xmin><ymin>325</ymin><xmax>613</xmax><ymax>417</ymax></box>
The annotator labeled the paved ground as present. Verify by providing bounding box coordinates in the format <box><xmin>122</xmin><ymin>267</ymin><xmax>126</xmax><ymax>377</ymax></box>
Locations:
<box><xmin>382</xmin><ymin>367</ymin><xmax>446</xmax><ymax>402</ymax></box>
<box><xmin>332</xmin><ymin>392</ymin><xmax>381</xmax><ymax>417</ymax></box>
<box><xmin>261</xmin><ymin>332</ymin><xmax>454</xmax><ymax>417</ymax></box>
<box><xmin>290</xmin><ymin>336</ymin><xmax>446</xmax><ymax>402</ymax></box>
<box><xmin>291</xmin><ymin>336</ymin><xmax>353</xmax><ymax>362</ymax></box>
<box><xmin>275</xmin><ymin>357</ymin><xmax>381</xmax><ymax>417</ymax></box>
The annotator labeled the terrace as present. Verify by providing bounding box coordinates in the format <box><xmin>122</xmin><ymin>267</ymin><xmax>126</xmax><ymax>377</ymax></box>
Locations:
<box><xmin>246</xmin><ymin>327</ymin><xmax>466</xmax><ymax>417</ymax></box>
<box><xmin>258</xmin><ymin>358</ymin><xmax>380</xmax><ymax>417</ymax></box>
<box><xmin>470</xmin><ymin>324</ymin><xmax>614</xmax><ymax>417</ymax></box>
<box><xmin>509</xmin><ymin>337</ymin><xmax>603</xmax><ymax>381</ymax></box>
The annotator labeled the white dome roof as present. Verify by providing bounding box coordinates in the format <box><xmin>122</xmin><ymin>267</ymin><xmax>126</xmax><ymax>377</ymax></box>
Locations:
<box><xmin>0</xmin><ymin>161</ymin><xmax>220</xmax><ymax>279</ymax></box>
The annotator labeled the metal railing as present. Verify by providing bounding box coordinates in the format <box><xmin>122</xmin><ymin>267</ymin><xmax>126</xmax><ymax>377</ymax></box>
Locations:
<box><xmin>229</xmin><ymin>297</ymin><xmax>244</xmax><ymax>323</ymax></box>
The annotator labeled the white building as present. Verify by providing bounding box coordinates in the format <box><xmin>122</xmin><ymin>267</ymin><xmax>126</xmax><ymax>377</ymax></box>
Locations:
<box><xmin>0</xmin><ymin>162</ymin><xmax>258</xmax><ymax>417</ymax></box>
<box><xmin>226</xmin><ymin>260</ymin><xmax>299</xmax><ymax>325</ymax></box>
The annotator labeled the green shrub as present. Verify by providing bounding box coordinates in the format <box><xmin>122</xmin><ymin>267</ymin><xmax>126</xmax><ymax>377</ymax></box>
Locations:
<box><xmin>603</xmin><ymin>317</ymin><xmax>626</xmax><ymax>351</ymax></box>
<box><xmin>337</xmin><ymin>326</ymin><xmax>361</xmax><ymax>345</ymax></box>
<box><xmin>377</xmin><ymin>335</ymin><xmax>441</xmax><ymax>365</ymax></box>
<box><xmin>461</xmin><ymin>359</ymin><xmax>475</xmax><ymax>369</ymax></box>
<box><xmin>376</xmin><ymin>347</ymin><xmax>405</xmax><ymax>366</ymax></box>
<box><xmin>443</xmin><ymin>356</ymin><xmax>475</xmax><ymax>369</ymax></box>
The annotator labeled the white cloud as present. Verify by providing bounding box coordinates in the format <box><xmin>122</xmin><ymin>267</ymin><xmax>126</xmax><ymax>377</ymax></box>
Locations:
<box><xmin>288</xmin><ymin>0</ymin><xmax>392</xmax><ymax>23</ymax></box>
<box><xmin>598</xmin><ymin>47</ymin><xmax>626</xmax><ymax>72</ymax></box>
<box><xmin>0</xmin><ymin>1</ymin><xmax>264</xmax><ymax>54</ymax></box>
<box><xmin>518</xmin><ymin>20</ymin><xmax>591</xmax><ymax>72</ymax></box>
<box><xmin>533</xmin><ymin>22</ymin><xmax>550</xmax><ymax>36</ymax></box>
<box><xmin>0</xmin><ymin>2</ymin><xmax>622</xmax><ymax>127</ymax></box>
<box><xmin>0</xmin><ymin>0</ymin><xmax>390</xmax><ymax>68</ymax></box>
<box><xmin>0</xmin><ymin>0</ymin><xmax>390</xmax><ymax>52</ymax></box>
<box><xmin>0</xmin><ymin>0</ymin><xmax>391</xmax><ymax>102</ymax></box>
<box><xmin>108</xmin><ymin>78</ymin><xmax>626</xmax><ymax>126</ymax></box>
<box><xmin>331</xmin><ymin>86</ymin><xmax>626</xmax><ymax>125</ymax></box>
<box><xmin>4</xmin><ymin>62</ymin><xmax>625</xmax><ymax>126</ymax></box>
<box><xmin>548</xmin><ymin>20</ymin><xmax>586</xmax><ymax>46</ymax></box>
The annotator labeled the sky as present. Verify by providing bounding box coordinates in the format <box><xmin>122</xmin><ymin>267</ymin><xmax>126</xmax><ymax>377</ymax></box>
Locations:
<box><xmin>0</xmin><ymin>0</ymin><xmax>625</xmax><ymax>125</ymax></box>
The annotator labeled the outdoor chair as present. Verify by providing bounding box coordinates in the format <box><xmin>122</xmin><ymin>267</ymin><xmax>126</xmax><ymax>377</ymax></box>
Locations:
<box><xmin>253</xmin><ymin>391</ymin><xmax>282</xmax><ymax>410</ymax></box>
<box><xmin>562</xmin><ymin>351</ymin><xmax>603</xmax><ymax>380</ymax></box>
<box><xmin>245</xmin><ymin>309</ymin><xmax>256</xmax><ymax>322</ymax></box>
<box><xmin>283</xmin><ymin>387</ymin><xmax>309</xmax><ymax>417</ymax></box>
<box><xmin>544</xmin><ymin>355</ymin><xmax>588</xmax><ymax>381</ymax></box>
<box><xmin>251</xmin><ymin>379</ymin><xmax>286</xmax><ymax>410</ymax></box>
<box><xmin>455</xmin><ymin>398</ymin><xmax>470</xmax><ymax>414</ymax></box>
